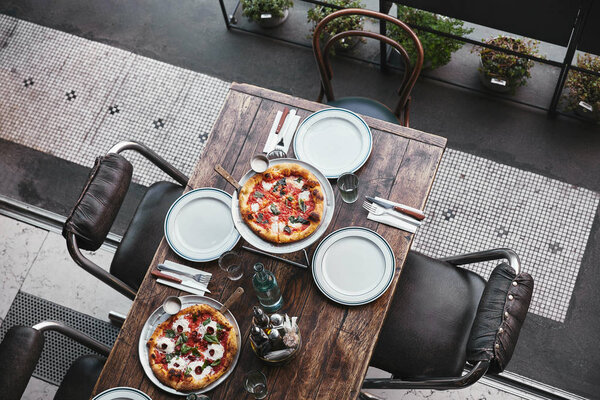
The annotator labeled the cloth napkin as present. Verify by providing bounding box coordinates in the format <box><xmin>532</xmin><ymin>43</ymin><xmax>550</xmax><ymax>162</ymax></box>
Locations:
<box><xmin>262</xmin><ymin>109</ymin><xmax>301</xmax><ymax>154</ymax></box>
<box><xmin>366</xmin><ymin>197</ymin><xmax>423</xmax><ymax>234</ymax></box>
<box><xmin>155</xmin><ymin>260</ymin><xmax>212</xmax><ymax>296</ymax></box>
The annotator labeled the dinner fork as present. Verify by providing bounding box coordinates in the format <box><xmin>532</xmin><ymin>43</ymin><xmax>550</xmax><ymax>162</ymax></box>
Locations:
<box><xmin>362</xmin><ymin>201</ymin><xmax>420</xmax><ymax>225</ymax></box>
<box><xmin>157</xmin><ymin>264</ymin><xmax>211</xmax><ymax>285</ymax></box>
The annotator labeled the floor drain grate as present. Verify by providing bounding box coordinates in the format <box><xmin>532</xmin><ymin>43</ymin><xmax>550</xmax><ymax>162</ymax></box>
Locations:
<box><xmin>0</xmin><ymin>291</ymin><xmax>119</xmax><ymax>385</ymax></box>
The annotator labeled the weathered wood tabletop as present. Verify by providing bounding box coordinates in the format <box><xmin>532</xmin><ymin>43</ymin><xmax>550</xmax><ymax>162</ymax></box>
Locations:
<box><xmin>92</xmin><ymin>82</ymin><xmax>446</xmax><ymax>399</ymax></box>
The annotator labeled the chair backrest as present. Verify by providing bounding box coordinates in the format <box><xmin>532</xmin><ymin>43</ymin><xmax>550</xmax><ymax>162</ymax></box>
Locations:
<box><xmin>467</xmin><ymin>263</ymin><xmax>534</xmax><ymax>373</ymax></box>
<box><xmin>312</xmin><ymin>8</ymin><xmax>424</xmax><ymax>122</ymax></box>
<box><xmin>0</xmin><ymin>326</ymin><xmax>44</xmax><ymax>400</ymax></box>
<box><xmin>62</xmin><ymin>153</ymin><xmax>133</xmax><ymax>251</ymax></box>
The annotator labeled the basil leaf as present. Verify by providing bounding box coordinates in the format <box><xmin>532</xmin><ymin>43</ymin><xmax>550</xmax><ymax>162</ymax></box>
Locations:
<box><xmin>191</xmin><ymin>313</ymin><xmax>198</xmax><ymax>323</ymax></box>
<box><xmin>176</xmin><ymin>333</ymin><xmax>188</xmax><ymax>346</ymax></box>
<box><xmin>181</xmin><ymin>344</ymin><xmax>193</xmax><ymax>354</ymax></box>
<box><xmin>289</xmin><ymin>216</ymin><xmax>297</xmax><ymax>223</ymax></box>
<box><xmin>202</xmin><ymin>317</ymin><xmax>211</xmax><ymax>326</ymax></box>
<box><xmin>165</xmin><ymin>353</ymin><xmax>175</xmax><ymax>363</ymax></box>
<box><xmin>254</xmin><ymin>191</ymin><xmax>264</xmax><ymax>198</ymax></box>
<box><xmin>217</xmin><ymin>323</ymin><xmax>225</xmax><ymax>330</ymax></box>
<box><xmin>210</xmin><ymin>359</ymin><xmax>221</xmax><ymax>367</ymax></box>
<box><xmin>257</xmin><ymin>213</ymin><xmax>266</xmax><ymax>223</ymax></box>
<box><xmin>280</xmin><ymin>189</ymin><xmax>286</xmax><ymax>196</ymax></box>
<box><xmin>191</xmin><ymin>347</ymin><xmax>201</xmax><ymax>356</ymax></box>
<box><xmin>296</xmin><ymin>177</ymin><xmax>302</xmax><ymax>183</ymax></box>
<box><xmin>184</xmin><ymin>366</ymin><xmax>192</xmax><ymax>376</ymax></box>
<box><xmin>287</xmin><ymin>195</ymin><xmax>293</xmax><ymax>201</ymax></box>
<box><xmin>278</xmin><ymin>178</ymin><xmax>286</xmax><ymax>186</ymax></box>
<box><xmin>283</xmin><ymin>226</ymin><xmax>291</xmax><ymax>234</ymax></box>
<box><xmin>299</xmin><ymin>199</ymin><xmax>306</xmax><ymax>212</ymax></box>
<box><xmin>203</xmin><ymin>334</ymin><xmax>219</xmax><ymax>344</ymax></box>
<box><xmin>202</xmin><ymin>360</ymin><xmax>210</xmax><ymax>368</ymax></box>
<box><xmin>270</xmin><ymin>204</ymin><xmax>280</xmax><ymax>215</ymax></box>
<box><xmin>165</xmin><ymin>329</ymin><xmax>176</xmax><ymax>338</ymax></box>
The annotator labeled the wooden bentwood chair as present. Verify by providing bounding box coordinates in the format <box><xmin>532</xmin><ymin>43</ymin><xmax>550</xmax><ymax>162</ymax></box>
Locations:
<box><xmin>360</xmin><ymin>249</ymin><xmax>534</xmax><ymax>398</ymax></box>
<box><xmin>0</xmin><ymin>321</ymin><xmax>110</xmax><ymax>400</ymax></box>
<box><xmin>63</xmin><ymin>141</ymin><xmax>188</xmax><ymax>307</ymax></box>
<box><xmin>312</xmin><ymin>8</ymin><xmax>424</xmax><ymax>126</ymax></box>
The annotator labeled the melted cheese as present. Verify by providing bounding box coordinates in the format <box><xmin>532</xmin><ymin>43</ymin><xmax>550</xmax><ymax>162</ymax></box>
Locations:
<box><xmin>167</xmin><ymin>355</ymin><xmax>189</xmax><ymax>371</ymax></box>
<box><xmin>196</xmin><ymin>323</ymin><xmax>207</xmax><ymax>336</ymax></box>
<box><xmin>202</xmin><ymin>343</ymin><xmax>225</xmax><ymax>360</ymax></box>
<box><xmin>251</xmin><ymin>203</ymin><xmax>259</xmax><ymax>212</ymax></box>
<box><xmin>206</xmin><ymin>320</ymin><xmax>218</xmax><ymax>333</ymax></box>
<box><xmin>298</xmin><ymin>191</ymin><xmax>310</xmax><ymax>201</ymax></box>
<box><xmin>278</xmin><ymin>221</ymin><xmax>286</xmax><ymax>232</ymax></box>
<box><xmin>188</xmin><ymin>361</ymin><xmax>213</xmax><ymax>380</ymax></box>
<box><xmin>288</xmin><ymin>177</ymin><xmax>303</xmax><ymax>189</ymax></box>
<box><xmin>262</xmin><ymin>181</ymin><xmax>274</xmax><ymax>190</ymax></box>
<box><xmin>173</xmin><ymin>316</ymin><xmax>191</xmax><ymax>334</ymax></box>
<box><xmin>289</xmin><ymin>222</ymin><xmax>302</xmax><ymax>229</ymax></box>
<box><xmin>270</xmin><ymin>221</ymin><xmax>279</xmax><ymax>233</ymax></box>
<box><xmin>156</xmin><ymin>337</ymin><xmax>176</xmax><ymax>354</ymax></box>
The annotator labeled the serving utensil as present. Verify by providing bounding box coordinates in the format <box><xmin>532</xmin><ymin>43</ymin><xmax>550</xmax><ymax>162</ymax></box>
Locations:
<box><xmin>214</xmin><ymin>164</ymin><xmax>241</xmax><ymax>192</ymax></box>
<box><xmin>365</xmin><ymin>196</ymin><xmax>425</xmax><ymax>220</ymax></box>
<box><xmin>219</xmin><ymin>287</ymin><xmax>244</xmax><ymax>314</ymax></box>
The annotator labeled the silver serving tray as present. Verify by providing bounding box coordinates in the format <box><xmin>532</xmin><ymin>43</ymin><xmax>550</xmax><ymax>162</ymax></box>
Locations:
<box><xmin>138</xmin><ymin>295</ymin><xmax>241</xmax><ymax>396</ymax></box>
<box><xmin>231</xmin><ymin>158</ymin><xmax>335</xmax><ymax>254</ymax></box>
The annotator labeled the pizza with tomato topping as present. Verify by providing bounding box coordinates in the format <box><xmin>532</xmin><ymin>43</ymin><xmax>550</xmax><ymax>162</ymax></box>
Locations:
<box><xmin>239</xmin><ymin>163</ymin><xmax>325</xmax><ymax>243</ymax></box>
<box><xmin>147</xmin><ymin>304</ymin><xmax>238</xmax><ymax>391</ymax></box>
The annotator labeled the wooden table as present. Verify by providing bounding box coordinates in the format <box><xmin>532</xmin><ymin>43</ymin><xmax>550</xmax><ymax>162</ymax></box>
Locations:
<box><xmin>92</xmin><ymin>83</ymin><xmax>446</xmax><ymax>399</ymax></box>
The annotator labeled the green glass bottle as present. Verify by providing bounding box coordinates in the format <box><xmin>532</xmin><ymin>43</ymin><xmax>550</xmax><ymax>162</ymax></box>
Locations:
<box><xmin>252</xmin><ymin>263</ymin><xmax>283</xmax><ymax>312</ymax></box>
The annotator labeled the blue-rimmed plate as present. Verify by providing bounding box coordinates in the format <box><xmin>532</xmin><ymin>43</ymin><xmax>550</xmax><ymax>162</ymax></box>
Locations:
<box><xmin>293</xmin><ymin>108</ymin><xmax>372</xmax><ymax>178</ymax></box>
<box><xmin>312</xmin><ymin>227</ymin><xmax>395</xmax><ymax>306</ymax></box>
<box><xmin>165</xmin><ymin>188</ymin><xmax>240</xmax><ymax>262</ymax></box>
<box><xmin>93</xmin><ymin>387</ymin><xmax>151</xmax><ymax>399</ymax></box>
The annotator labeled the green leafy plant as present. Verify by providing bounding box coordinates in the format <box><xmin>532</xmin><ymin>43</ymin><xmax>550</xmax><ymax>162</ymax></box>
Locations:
<box><xmin>307</xmin><ymin>0</ymin><xmax>365</xmax><ymax>51</ymax></box>
<box><xmin>387</xmin><ymin>6</ymin><xmax>473</xmax><ymax>69</ymax></box>
<box><xmin>564</xmin><ymin>53</ymin><xmax>600</xmax><ymax>115</ymax></box>
<box><xmin>241</xmin><ymin>0</ymin><xmax>293</xmax><ymax>23</ymax></box>
<box><xmin>474</xmin><ymin>36</ymin><xmax>541</xmax><ymax>91</ymax></box>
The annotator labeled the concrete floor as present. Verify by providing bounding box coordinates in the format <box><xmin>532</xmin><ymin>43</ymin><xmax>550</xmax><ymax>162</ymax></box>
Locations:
<box><xmin>0</xmin><ymin>0</ymin><xmax>599</xmax><ymax>398</ymax></box>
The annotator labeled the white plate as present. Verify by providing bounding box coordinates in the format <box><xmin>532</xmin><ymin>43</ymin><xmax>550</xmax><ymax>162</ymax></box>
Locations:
<box><xmin>231</xmin><ymin>158</ymin><xmax>335</xmax><ymax>254</ymax></box>
<box><xmin>312</xmin><ymin>227</ymin><xmax>395</xmax><ymax>305</ymax></box>
<box><xmin>293</xmin><ymin>108</ymin><xmax>372</xmax><ymax>178</ymax></box>
<box><xmin>93</xmin><ymin>387</ymin><xmax>151</xmax><ymax>400</ymax></box>
<box><xmin>165</xmin><ymin>188</ymin><xmax>240</xmax><ymax>262</ymax></box>
<box><xmin>138</xmin><ymin>295</ymin><xmax>241</xmax><ymax>396</ymax></box>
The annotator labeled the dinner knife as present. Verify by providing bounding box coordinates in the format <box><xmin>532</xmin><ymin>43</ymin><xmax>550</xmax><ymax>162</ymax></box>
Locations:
<box><xmin>151</xmin><ymin>269</ymin><xmax>211</xmax><ymax>293</ymax></box>
<box><xmin>365</xmin><ymin>196</ymin><xmax>425</xmax><ymax>221</ymax></box>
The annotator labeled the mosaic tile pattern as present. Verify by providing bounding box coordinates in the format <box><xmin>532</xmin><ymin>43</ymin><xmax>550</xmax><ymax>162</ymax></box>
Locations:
<box><xmin>412</xmin><ymin>149</ymin><xmax>599</xmax><ymax>322</ymax></box>
<box><xmin>0</xmin><ymin>14</ymin><xmax>230</xmax><ymax>186</ymax></box>
<box><xmin>1</xmin><ymin>14</ymin><xmax>598</xmax><ymax>323</ymax></box>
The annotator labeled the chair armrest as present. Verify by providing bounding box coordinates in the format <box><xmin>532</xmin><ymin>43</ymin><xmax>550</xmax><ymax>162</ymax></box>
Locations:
<box><xmin>66</xmin><ymin>233</ymin><xmax>136</xmax><ymax>300</ymax></box>
<box><xmin>362</xmin><ymin>361</ymin><xmax>489</xmax><ymax>390</ymax></box>
<box><xmin>33</xmin><ymin>321</ymin><xmax>111</xmax><ymax>357</ymax></box>
<box><xmin>108</xmin><ymin>140</ymin><xmax>189</xmax><ymax>187</ymax></box>
<box><xmin>0</xmin><ymin>326</ymin><xmax>45</xmax><ymax>400</ymax></box>
<box><xmin>440</xmin><ymin>248</ymin><xmax>521</xmax><ymax>274</ymax></box>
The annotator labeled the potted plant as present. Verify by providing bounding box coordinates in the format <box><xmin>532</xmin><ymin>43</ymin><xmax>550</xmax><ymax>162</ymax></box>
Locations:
<box><xmin>564</xmin><ymin>53</ymin><xmax>600</xmax><ymax>122</ymax></box>
<box><xmin>307</xmin><ymin>0</ymin><xmax>365</xmax><ymax>52</ymax></box>
<box><xmin>387</xmin><ymin>6</ymin><xmax>473</xmax><ymax>69</ymax></box>
<box><xmin>241</xmin><ymin>0</ymin><xmax>293</xmax><ymax>29</ymax></box>
<box><xmin>474</xmin><ymin>36</ymin><xmax>541</xmax><ymax>93</ymax></box>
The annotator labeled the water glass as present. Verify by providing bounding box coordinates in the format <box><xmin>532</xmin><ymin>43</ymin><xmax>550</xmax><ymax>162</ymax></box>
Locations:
<box><xmin>244</xmin><ymin>370</ymin><xmax>268</xmax><ymax>399</ymax></box>
<box><xmin>337</xmin><ymin>172</ymin><xmax>359</xmax><ymax>203</ymax></box>
<box><xmin>218</xmin><ymin>251</ymin><xmax>243</xmax><ymax>280</ymax></box>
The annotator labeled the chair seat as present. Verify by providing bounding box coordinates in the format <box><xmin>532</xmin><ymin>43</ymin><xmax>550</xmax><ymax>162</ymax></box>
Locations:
<box><xmin>327</xmin><ymin>97</ymin><xmax>400</xmax><ymax>124</ymax></box>
<box><xmin>370</xmin><ymin>251</ymin><xmax>486</xmax><ymax>379</ymax></box>
<box><xmin>54</xmin><ymin>355</ymin><xmax>105</xmax><ymax>400</ymax></box>
<box><xmin>110</xmin><ymin>181</ymin><xmax>183</xmax><ymax>290</ymax></box>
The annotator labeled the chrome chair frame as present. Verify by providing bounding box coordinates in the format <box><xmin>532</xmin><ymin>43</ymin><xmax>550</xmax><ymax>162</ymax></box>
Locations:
<box><xmin>65</xmin><ymin>141</ymin><xmax>189</xmax><ymax>301</ymax></box>
<box><xmin>360</xmin><ymin>248</ymin><xmax>521</xmax><ymax>397</ymax></box>
<box><xmin>33</xmin><ymin>321</ymin><xmax>111</xmax><ymax>357</ymax></box>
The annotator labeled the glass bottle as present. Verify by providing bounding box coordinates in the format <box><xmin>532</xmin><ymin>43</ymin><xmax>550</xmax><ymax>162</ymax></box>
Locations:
<box><xmin>252</xmin><ymin>263</ymin><xmax>283</xmax><ymax>312</ymax></box>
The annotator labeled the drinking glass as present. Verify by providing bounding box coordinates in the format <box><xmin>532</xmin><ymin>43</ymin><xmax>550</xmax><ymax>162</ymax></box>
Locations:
<box><xmin>244</xmin><ymin>370</ymin><xmax>268</xmax><ymax>399</ymax></box>
<box><xmin>337</xmin><ymin>172</ymin><xmax>359</xmax><ymax>203</ymax></box>
<box><xmin>218</xmin><ymin>251</ymin><xmax>243</xmax><ymax>280</ymax></box>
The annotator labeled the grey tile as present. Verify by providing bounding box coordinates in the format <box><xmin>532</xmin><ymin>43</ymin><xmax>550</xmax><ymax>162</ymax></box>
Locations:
<box><xmin>20</xmin><ymin>231</ymin><xmax>132</xmax><ymax>321</ymax></box>
<box><xmin>0</xmin><ymin>215</ymin><xmax>48</xmax><ymax>319</ymax></box>
<box><xmin>21</xmin><ymin>377</ymin><xmax>58</xmax><ymax>400</ymax></box>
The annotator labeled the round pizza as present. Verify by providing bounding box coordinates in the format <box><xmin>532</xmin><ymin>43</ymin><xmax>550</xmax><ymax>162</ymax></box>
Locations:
<box><xmin>146</xmin><ymin>304</ymin><xmax>238</xmax><ymax>392</ymax></box>
<box><xmin>239</xmin><ymin>163</ymin><xmax>325</xmax><ymax>243</ymax></box>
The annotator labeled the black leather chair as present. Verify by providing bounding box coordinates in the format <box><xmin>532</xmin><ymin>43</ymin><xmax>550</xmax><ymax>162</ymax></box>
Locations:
<box><xmin>312</xmin><ymin>8</ymin><xmax>424</xmax><ymax>126</ymax></box>
<box><xmin>63</xmin><ymin>141</ymin><xmax>188</xmax><ymax>302</ymax></box>
<box><xmin>361</xmin><ymin>249</ymin><xmax>534</xmax><ymax>398</ymax></box>
<box><xmin>0</xmin><ymin>321</ymin><xmax>110</xmax><ymax>400</ymax></box>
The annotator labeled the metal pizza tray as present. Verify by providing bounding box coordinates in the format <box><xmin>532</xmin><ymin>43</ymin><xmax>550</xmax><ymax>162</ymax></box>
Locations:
<box><xmin>230</xmin><ymin>158</ymin><xmax>335</xmax><ymax>254</ymax></box>
<box><xmin>138</xmin><ymin>295</ymin><xmax>241</xmax><ymax>396</ymax></box>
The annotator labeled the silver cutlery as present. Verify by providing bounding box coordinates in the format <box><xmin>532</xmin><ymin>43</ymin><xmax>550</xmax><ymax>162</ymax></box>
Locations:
<box><xmin>364</xmin><ymin>196</ymin><xmax>425</xmax><ymax>220</ymax></box>
<box><xmin>276</xmin><ymin>107</ymin><xmax>290</xmax><ymax>147</ymax></box>
<box><xmin>157</xmin><ymin>263</ymin><xmax>211</xmax><ymax>286</ymax></box>
<box><xmin>362</xmin><ymin>201</ymin><xmax>420</xmax><ymax>227</ymax></box>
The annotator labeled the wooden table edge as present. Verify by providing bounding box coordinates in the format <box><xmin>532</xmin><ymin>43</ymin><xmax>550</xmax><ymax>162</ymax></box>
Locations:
<box><xmin>230</xmin><ymin>82</ymin><xmax>448</xmax><ymax>149</ymax></box>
